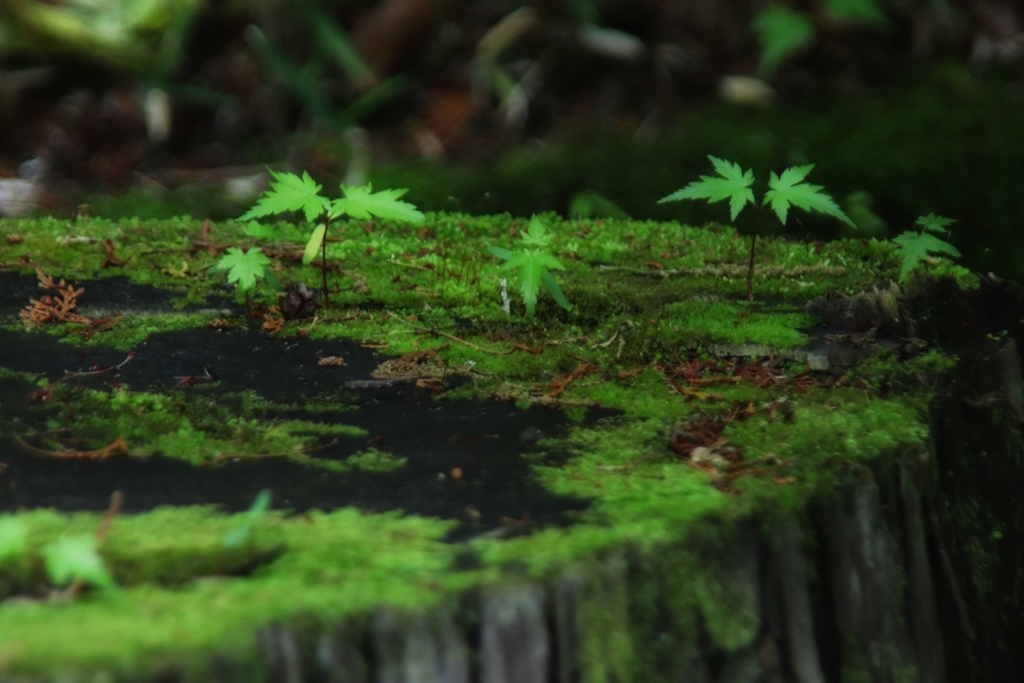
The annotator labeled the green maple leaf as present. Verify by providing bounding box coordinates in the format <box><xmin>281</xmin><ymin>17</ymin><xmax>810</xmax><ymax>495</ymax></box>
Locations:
<box><xmin>659</xmin><ymin>155</ymin><xmax>755</xmax><ymax>221</ymax></box>
<box><xmin>892</xmin><ymin>214</ymin><xmax>961</xmax><ymax>282</ymax></box>
<box><xmin>915</xmin><ymin>212</ymin><xmax>957</xmax><ymax>234</ymax></box>
<box><xmin>330</xmin><ymin>184</ymin><xmax>425</xmax><ymax>222</ymax></box>
<box><xmin>212</xmin><ymin>247</ymin><xmax>271</xmax><ymax>291</ymax></box>
<box><xmin>763</xmin><ymin>164</ymin><xmax>855</xmax><ymax>227</ymax></box>
<box><xmin>240</xmin><ymin>169</ymin><xmax>330</xmax><ymax>223</ymax></box>
<box><xmin>519</xmin><ymin>216</ymin><xmax>554</xmax><ymax>248</ymax></box>
<box><xmin>541</xmin><ymin>270</ymin><xmax>569</xmax><ymax>310</ymax></box>
<box><xmin>43</xmin><ymin>535</ymin><xmax>116</xmax><ymax>590</ymax></box>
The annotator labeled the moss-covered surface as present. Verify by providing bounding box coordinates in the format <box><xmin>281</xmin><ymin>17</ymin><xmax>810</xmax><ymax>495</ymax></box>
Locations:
<box><xmin>0</xmin><ymin>212</ymin><xmax>977</xmax><ymax>679</ymax></box>
<box><xmin>366</xmin><ymin>72</ymin><xmax>1024</xmax><ymax>282</ymax></box>
<box><xmin>88</xmin><ymin>73</ymin><xmax>1023</xmax><ymax>284</ymax></box>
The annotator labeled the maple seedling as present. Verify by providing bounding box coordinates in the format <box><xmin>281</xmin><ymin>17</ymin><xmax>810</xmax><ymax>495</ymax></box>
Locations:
<box><xmin>660</xmin><ymin>155</ymin><xmax>854</xmax><ymax>300</ymax></box>
<box><xmin>488</xmin><ymin>216</ymin><xmax>569</xmax><ymax>318</ymax></box>
<box><xmin>42</xmin><ymin>535</ymin><xmax>117</xmax><ymax>592</ymax></box>
<box><xmin>892</xmin><ymin>213</ymin><xmax>961</xmax><ymax>282</ymax></box>
<box><xmin>215</xmin><ymin>169</ymin><xmax>424</xmax><ymax>310</ymax></box>
<box><xmin>224</xmin><ymin>489</ymin><xmax>272</xmax><ymax>548</ymax></box>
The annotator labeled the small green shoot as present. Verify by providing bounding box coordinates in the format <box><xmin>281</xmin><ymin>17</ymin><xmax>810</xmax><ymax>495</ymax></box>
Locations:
<box><xmin>892</xmin><ymin>213</ymin><xmax>962</xmax><ymax>282</ymax></box>
<box><xmin>660</xmin><ymin>155</ymin><xmax>854</xmax><ymax>300</ymax></box>
<box><xmin>218</xmin><ymin>169</ymin><xmax>424</xmax><ymax>309</ymax></box>
<box><xmin>42</xmin><ymin>535</ymin><xmax>117</xmax><ymax>591</ymax></box>
<box><xmin>224</xmin><ymin>489</ymin><xmax>273</xmax><ymax>548</ymax></box>
<box><xmin>488</xmin><ymin>216</ymin><xmax>569</xmax><ymax>318</ymax></box>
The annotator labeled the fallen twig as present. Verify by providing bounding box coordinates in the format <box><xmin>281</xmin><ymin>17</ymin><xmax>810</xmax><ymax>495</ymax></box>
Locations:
<box><xmin>385</xmin><ymin>312</ymin><xmax>514</xmax><ymax>355</ymax></box>
<box><xmin>15</xmin><ymin>434</ymin><xmax>131</xmax><ymax>460</ymax></box>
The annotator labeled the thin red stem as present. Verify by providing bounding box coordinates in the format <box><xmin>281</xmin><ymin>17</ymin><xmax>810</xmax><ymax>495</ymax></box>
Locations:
<box><xmin>321</xmin><ymin>214</ymin><xmax>331</xmax><ymax>310</ymax></box>
<box><xmin>746</xmin><ymin>208</ymin><xmax>762</xmax><ymax>302</ymax></box>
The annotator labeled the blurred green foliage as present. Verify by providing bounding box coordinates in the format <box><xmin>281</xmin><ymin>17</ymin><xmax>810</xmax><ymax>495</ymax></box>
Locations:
<box><xmin>1</xmin><ymin>0</ymin><xmax>202</xmax><ymax>76</ymax></box>
<box><xmin>243</xmin><ymin>0</ymin><xmax>405</xmax><ymax>131</ymax></box>
<box><xmin>753</xmin><ymin>0</ymin><xmax>887</xmax><ymax>77</ymax></box>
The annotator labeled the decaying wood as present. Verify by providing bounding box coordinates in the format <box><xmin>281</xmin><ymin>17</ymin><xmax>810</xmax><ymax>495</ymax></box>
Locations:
<box><xmin>217</xmin><ymin>279</ymin><xmax>1022</xmax><ymax>683</ymax></box>
<box><xmin>7</xmin><ymin>278</ymin><xmax>1023</xmax><ymax>682</ymax></box>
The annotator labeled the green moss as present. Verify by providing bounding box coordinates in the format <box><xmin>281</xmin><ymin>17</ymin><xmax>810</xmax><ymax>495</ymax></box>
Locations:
<box><xmin>20</xmin><ymin>385</ymin><xmax>365</xmax><ymax>471</ymax></box>
<box><xmin>728</xmin><ymin>391</ymin><xmax>928</xmax><ymax>465</ymax></box>
<box><xmin>65</xmin><ymin>312</ymin><xmax>223</xmax><ymax>350</ymax></box>
<box><xmin>573</xmin><ymin>556</ymin><xmax>635</xmax><ymax>683</ymax></box>
<box><xmin>0</xmin><ymin>507</ymin><xmax>461</xmax><ymax>678</ymax></box>
<box><xmin>846</xmin><ymin>348</ymin><xmax>957</xmax><ymax>398</ymax></box>
<box><xmin>571</xmin><ymin>368</ymin><xmax>684</xmax><ymax>418</ymax></box>
<box><xmin>689</xmin><ymin>562</ymin><xmax>760</xmax><ymax>652</ymax></box>
<box><xmin>662</xmin><ymin>298</ymin><xmax>813</xmax><ymax>348</ymax></box>
<box><xmin>2</xmin><ymin>211</ymin><xmax>915</xmax><ymax>334</ymax></box>
<box><xmin>1</xmin><ymin>507</ymin><xmax>285</xmax><ymax>591</ymax></box>
<box><xmin>343</xmin><ymin>448</ymin><xmax>407</xmax><ymax>473</ymax></box>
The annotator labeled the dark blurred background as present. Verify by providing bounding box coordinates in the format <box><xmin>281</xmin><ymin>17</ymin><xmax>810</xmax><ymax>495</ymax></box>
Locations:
<box><xmin>1</xmin><ymin>0</ymin><xmax>1022</xmax><ymax>278</ymax></box>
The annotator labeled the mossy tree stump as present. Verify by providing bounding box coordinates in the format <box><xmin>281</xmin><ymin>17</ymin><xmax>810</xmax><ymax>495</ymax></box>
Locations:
<box><xmin>0</xmin><ymin>215</ymin><xmax>1021</xmax><ymax>681</ymax></box>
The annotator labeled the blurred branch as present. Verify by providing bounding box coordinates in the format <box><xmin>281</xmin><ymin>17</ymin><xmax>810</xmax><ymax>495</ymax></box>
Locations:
<box><xmin>351</xmin><ymin>0</ymin><xmax>449</xmax><ymax>81</ymax></box>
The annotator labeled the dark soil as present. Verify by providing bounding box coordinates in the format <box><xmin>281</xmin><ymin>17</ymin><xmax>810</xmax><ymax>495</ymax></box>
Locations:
<box><xmin>0</xmin><ymin>273</ymin><xmax>611</xmax><ymax>537</ymax></box>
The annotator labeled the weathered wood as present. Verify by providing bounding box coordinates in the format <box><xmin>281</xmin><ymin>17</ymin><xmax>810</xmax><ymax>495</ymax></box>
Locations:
<box><xmin>314</xmin><ymin>621</ymin><xmax>370</xmax><ymax>683</ymax></box>
<box><xmin>236</xmin><ymin>310</ymin><xmax>1023</xmax><ymax>683</ymax></box>
<box><xmin>480</xmin><ymin>584</ymin><xmax>549</xmax><ymax>683</ymax></box>
<box><xmin>774</xmin><ymin>517</ymin><xmax>825</xmax><ymax>683</ymax></box>
<box><xmin>900</xmin><ymin>472</ymin><xmax>945</xmax><ymax>683</ymax></box>
<box><xmin>259</xmin><ymin>624</ymin><xmax>304</xmax><ymax>683</ymax></box>
<box><xmin>373</xmin><ymin>609</ymin><xmax>468</xmax><ymax>683</ymax></box>
<box><xmin>3</xmin><ymin>256</ymin><xmax>1023</xmax><ymax>681</ymax></box>
<box><xmin>824</xmin><ymin>481</ymin><xmax>918</xmax><ymax>682</ymax></box>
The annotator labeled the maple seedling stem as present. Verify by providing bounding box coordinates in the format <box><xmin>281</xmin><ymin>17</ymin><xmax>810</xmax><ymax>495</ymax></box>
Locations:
<box><xmin>745</xmin><ymin>209</ymin><xmax>763</xmax><ymax>302</ymax></box>
<box><xmin>746</xmin><ymin>233</ymin><xmax>756</xmax><ymax>302</ymax></box>
<box><xmin>321</xmin><ymin>214</ymin><xmax>331</xmax><ymax>310</ymax></box>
